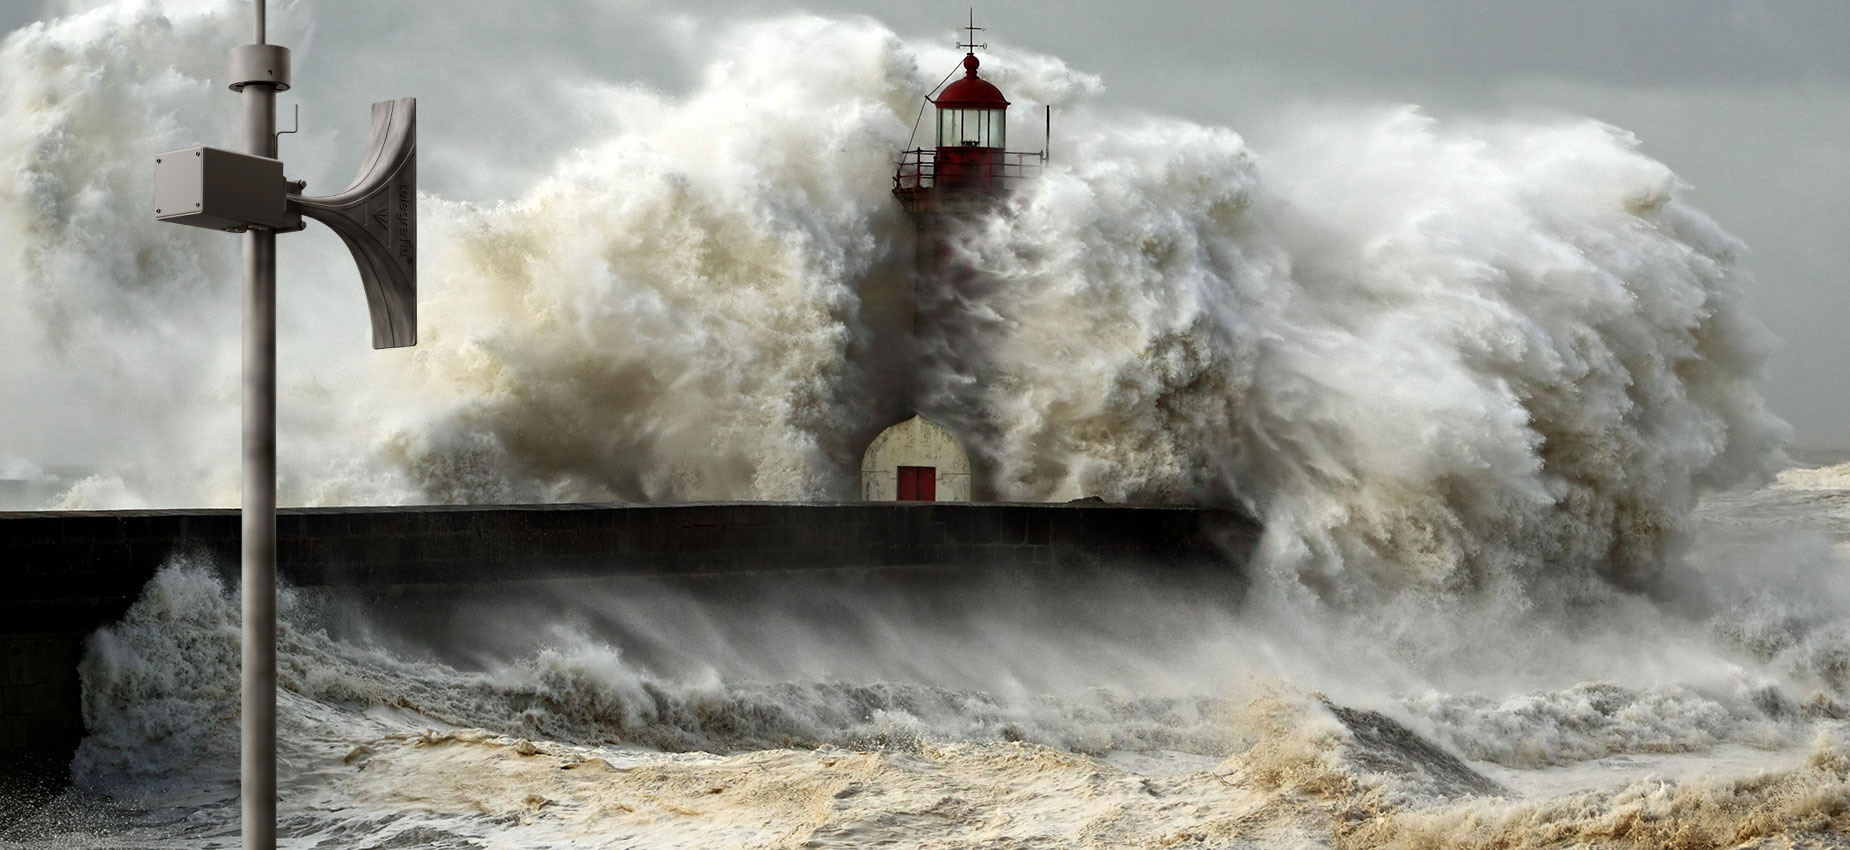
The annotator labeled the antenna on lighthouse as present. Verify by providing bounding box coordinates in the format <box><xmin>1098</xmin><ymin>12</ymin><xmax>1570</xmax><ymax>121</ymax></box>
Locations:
<box><xmin>150</xmin><ymin>1</ymin><xmax>417</xmax><ymax>846</ymax></box>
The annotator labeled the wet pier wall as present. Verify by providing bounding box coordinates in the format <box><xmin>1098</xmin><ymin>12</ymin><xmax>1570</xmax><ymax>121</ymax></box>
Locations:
<box><xmin>0</xmin><ymin>501</ymin><xmax>1256</xmax><ymax>780</ymax></box>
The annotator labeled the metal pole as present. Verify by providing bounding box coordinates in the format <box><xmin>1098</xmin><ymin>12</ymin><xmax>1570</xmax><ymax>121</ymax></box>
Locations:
<box><xmin>241</xmin><ymin>2</ymin><xmax>276</xmax><ymax>848</ymax></box>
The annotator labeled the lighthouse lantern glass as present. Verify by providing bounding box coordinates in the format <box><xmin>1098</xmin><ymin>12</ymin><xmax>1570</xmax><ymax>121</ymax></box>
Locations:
<box><xmin>937</xmin><ymin>108</ymin><xmax>1006</xmax><ymax>148</ymax></box>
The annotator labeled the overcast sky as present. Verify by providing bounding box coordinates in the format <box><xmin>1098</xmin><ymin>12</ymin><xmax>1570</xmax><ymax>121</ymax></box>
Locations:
<box><xmin>5</xmin><ymin>0</ymin><xmax>1846</xmax><ymax>450</ymax></box>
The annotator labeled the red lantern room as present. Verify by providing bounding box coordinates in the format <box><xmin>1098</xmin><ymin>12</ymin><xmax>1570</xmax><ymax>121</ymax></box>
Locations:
<box><xmin>893</xmin><ymin>14</ymin><xmax>1045</xmax><ymax>213</ymax></box>
<box><xmin>930</xmin><ymin>53</ymin><xmax>1009</xmax><ymax>189</ymax></box>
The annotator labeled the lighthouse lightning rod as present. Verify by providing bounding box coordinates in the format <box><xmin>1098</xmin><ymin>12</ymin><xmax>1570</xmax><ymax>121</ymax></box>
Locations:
<box><xmin>152</xmin><ymin>1</ymin><xmax>419</xmax><ymax>846</ymax></box>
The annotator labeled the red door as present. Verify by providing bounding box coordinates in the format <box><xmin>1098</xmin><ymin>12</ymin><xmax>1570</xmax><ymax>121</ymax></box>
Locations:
<box><xmin>897</xmin><ymin>466</ymin><xmax>936</xmax><ymax>501</ymax></box>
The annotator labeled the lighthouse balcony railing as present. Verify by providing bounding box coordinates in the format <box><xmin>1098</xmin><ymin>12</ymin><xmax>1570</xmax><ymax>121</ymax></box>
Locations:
<box><xmin>892</xmin><ymin>148</ymin><xmax>1045</xmax><ymax>194</ymax></box>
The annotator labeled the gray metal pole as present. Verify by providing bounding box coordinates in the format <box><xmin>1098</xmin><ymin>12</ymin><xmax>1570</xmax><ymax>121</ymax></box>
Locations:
<box><xmin>156</xmin><ymin>12</ymin><xmax>406</xmax><ymax>842</ymax></box>
<box><xmin>241</xmin><ymin>2</ymin><xmax>276</xmax><ymax>848</ymax></box>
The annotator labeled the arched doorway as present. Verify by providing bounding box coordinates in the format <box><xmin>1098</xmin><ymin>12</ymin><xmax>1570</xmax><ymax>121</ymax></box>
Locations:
<box><xmin>860</xmin><ymin>415</ymin><xmax>971</xmax><ymax>501</ymax></box>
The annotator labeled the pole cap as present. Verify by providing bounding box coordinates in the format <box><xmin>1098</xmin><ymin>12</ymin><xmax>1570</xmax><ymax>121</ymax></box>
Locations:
<box><xmin>228</xmin><ymin>44</ymin><xmax>291</xmax><ymax>92</ymax></box>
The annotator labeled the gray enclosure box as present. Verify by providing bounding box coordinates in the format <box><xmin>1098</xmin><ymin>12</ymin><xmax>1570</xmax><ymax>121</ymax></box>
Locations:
<box><xmin>153</xmin><ymin>146</ymin><xmax>299</xmax><ymax>231</ymax></box>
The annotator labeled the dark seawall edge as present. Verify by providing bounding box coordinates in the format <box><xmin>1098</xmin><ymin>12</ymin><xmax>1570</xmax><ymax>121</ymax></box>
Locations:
<box><xmin>0</xmin><ymin>500</ymin><xmax>1259</xmax><ymax>788</ymax></box>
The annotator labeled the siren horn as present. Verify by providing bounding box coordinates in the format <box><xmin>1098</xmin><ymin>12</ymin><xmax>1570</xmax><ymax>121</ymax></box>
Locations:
<box><xmin>288</xmin><ymin>97</ymin><xmax>417</xmax><ymax>348</ymax></box>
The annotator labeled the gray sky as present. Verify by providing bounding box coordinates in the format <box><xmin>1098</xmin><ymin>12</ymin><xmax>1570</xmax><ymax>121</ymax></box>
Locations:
<box><xmin>5</xmin><ymin>0</ymin><xmax>1846</xmax><ymax>449</ymax></box>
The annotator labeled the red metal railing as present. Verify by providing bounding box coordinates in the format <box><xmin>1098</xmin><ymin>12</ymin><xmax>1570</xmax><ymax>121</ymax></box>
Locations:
<box><xmin>893</xmin><ymin>148</ymin><xmax>1045</xmax><ymax>193</ymax></box>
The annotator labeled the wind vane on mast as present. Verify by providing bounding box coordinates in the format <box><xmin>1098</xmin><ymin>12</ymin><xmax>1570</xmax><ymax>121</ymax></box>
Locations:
<box><xmin>960</xmin><ymin>8</ymin><xmax>986</xmax><ymax>53</ymax></box>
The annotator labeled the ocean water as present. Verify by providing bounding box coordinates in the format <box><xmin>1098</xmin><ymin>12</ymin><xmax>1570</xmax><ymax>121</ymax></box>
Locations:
<box><xmin>3</xmin><ymin>1</ymin><xmax>1846</xmax><ymax>846</ymax></box>
<box><xmin>2</xmin><ymin>465</ymin><xmax>1847</xmax><ymax>848</ymax></box>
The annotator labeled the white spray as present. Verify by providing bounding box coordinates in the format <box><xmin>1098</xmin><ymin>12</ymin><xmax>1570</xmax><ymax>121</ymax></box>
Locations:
<box><xmin>0</xmin><ymin>2</ymin><xmax>1786</xmax><ymax>602</ymax></box>
<box><xmin>7</xmin><ymin>9</ymin><xmax>1840</xmax><ymax>846</ymax></box>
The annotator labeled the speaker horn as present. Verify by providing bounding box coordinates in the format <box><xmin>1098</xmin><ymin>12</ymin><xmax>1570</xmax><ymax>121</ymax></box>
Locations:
<box><xmin>289</xmin><ymin>97</ymin><xmax>417</xmax><ymax>348</ymax></box>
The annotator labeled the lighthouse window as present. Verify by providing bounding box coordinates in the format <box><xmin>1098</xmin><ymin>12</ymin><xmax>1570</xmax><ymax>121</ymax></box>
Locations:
<box><xmin>960</xmin><ymin>110</ymin><xmax>987</xmax><ymax>145</ymax></box>
<box><xmin>937</xmin><ymin>108</ymin><xmax>1005</xmax><ymax>148</ymax></box>
<box><xmin>937</xmin><ymin>108</ymin><xmax>956</xmax><ymax>147</ymax></box>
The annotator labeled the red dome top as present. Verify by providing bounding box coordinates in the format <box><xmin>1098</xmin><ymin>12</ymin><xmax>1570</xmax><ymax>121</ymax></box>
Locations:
<box><xmin>934</xmin><ymin>54</ymin><xmax>1010</xmax><ymax>109</ymax></box>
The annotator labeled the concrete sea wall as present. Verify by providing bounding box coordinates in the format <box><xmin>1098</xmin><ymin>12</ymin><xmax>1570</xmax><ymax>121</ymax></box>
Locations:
<box><xmin>0</xmin><ymin>501</ymin><xmax>1257</xmax><ymax>781</ymax></box>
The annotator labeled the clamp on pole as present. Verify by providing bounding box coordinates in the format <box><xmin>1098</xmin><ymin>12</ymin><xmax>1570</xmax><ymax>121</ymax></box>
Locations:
<box><xmin>228</xmin><ymin>43</ymin><xmax>291</xmax><ymax>92</ymax></box>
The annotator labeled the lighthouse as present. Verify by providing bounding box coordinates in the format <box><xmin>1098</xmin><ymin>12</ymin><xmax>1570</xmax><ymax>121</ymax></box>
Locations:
<box><xmin>892</xmin><ymin>15</ymin><xmax>1043</xmax><ymax>234</ymax></box>
<box><xmin>861</xmin><ymin>15</ymin><xmax>1045</xmax><ymax>502</ymax></box>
